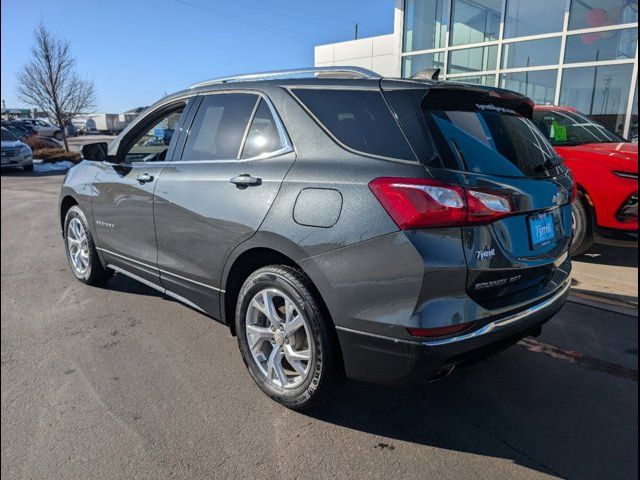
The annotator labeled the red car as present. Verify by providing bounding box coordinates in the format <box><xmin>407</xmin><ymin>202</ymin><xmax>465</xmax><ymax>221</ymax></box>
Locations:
<box><xmin>533</xmin><ymin>106</ymin><xmax>638</xmax><ymax>256</ymax></box>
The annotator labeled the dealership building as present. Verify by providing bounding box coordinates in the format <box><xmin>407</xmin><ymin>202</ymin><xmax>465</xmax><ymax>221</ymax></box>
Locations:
<box><xmin>315</xmin><ymin>0</ymin><xmax>638</xmax><ymax>140</ymax></box>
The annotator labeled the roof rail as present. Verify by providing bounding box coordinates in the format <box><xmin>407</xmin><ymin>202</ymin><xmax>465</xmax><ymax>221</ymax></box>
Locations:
<box><xmin>189</xmin><ymin>66</ymin><xmax>381</xmax><ymax>89</ymax></box>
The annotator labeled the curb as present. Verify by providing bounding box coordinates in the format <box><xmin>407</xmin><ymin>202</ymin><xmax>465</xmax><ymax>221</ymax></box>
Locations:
<box><xmin>568</xmin><ymin>294</ymin><xmax>638</xmax><ymax>318</ymax></box>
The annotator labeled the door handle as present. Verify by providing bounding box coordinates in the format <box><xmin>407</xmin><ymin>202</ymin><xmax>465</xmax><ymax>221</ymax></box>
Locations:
<box><xmin>136</xmin><ymin>173</ymin><xmax>154</xmax><ymax>184</ymax></box>
<box><xmin>230</xmin><ymin>174</ymin><xmax>262</xmax><ymax>188</ymax></box>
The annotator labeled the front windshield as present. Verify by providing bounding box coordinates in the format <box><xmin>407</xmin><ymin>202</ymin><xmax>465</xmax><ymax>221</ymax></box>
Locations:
<box><xmin>533</xmin><ymin>109</ymin><xmax>625</xmax><ymax>146</ymax></box>
<box><xmin>1</xmin><ymin>128</ymin><xmax>18</xmax><ymax>142</ymax></box>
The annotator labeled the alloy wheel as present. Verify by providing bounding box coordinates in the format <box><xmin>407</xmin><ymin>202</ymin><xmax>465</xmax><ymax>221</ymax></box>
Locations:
<box><xmin>245</xmin><ymin>288</ymin><xmax>312</xmax><ymax>389</ymax></box>
<box><xmin>67</xmin><ymin>217</ymin><xmax>90</xmax><ymax>275</ymax></box>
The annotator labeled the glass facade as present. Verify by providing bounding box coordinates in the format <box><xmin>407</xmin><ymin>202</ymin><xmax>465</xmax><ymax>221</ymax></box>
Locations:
<box><xmin>400</xmin><ymin>0</ymin><xmax>639</xmax><ymax>140</ymax></box>
<box><xmin>402</xmin><ymin>52</ymin><xmax>445</xmax><ymax>77</ymax></box>
<box><xmin>559</xmin><ymin>64</ymin><xmax>634</xmax><ymax>135</ymax></box>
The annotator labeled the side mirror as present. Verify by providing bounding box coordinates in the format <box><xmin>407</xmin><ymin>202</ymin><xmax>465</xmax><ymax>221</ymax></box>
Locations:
<box><xmin>81</xmin><ymin>142</ymin><xmax>108</xmax><ymax>162</ymax></box>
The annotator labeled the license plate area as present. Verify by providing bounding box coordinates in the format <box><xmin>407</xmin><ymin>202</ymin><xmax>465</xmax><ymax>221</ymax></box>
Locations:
<box><xmin>528</xmin><ymin>211</ymin><xmax>556</xmax><ymax>248</ymax></box>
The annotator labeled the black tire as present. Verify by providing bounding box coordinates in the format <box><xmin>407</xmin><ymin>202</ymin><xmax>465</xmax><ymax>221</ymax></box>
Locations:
<box><xmin>235</xmin><ymin>265</ymin><xmax>340</xmax><ymax>410</ymax></box>
<box><xmin>570</xmin><ymin>197</ymin><xmax>594</xmax><ymax>257</ymax></box>
<box><xmin>64</xmin><ymin>205</ymin><xmax>113</xmax><ymax>285</ymax></box>
<box><xmin>54</xmin><ymin>131</ymin><xmax>63</xmax><ymax>141</ymax></box>
<box><xmin>22</xmin><ymin>164</ymin><xmax>34</xmax><ymax>172</ymax></box>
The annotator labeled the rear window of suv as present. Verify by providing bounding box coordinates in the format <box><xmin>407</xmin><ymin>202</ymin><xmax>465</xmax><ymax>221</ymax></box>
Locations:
<box><xmin>421</xmin><ymin>91</ymin><xmax>562</xmax><ymax>177</ymax></box>
<box><xmin>290</xmin><ymin>89</ymin><xmax>416</xmax><ymax>161</ymax></box>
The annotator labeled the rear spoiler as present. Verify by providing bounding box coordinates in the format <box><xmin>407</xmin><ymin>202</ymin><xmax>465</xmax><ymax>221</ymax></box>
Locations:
<box><xmin>380</xmin><ymin>79</ymin><xmax>535</xmax><ymax>118</ymax></box>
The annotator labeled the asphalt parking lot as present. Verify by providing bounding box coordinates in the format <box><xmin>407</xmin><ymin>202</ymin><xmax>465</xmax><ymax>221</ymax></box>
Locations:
<box><xmin>1</xmin><ymin>167</ymin><xmax>638</xmax><ymax>480</ymax></box>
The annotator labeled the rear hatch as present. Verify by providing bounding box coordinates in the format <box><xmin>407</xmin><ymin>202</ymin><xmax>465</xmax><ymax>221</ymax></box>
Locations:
<box><xmin>383</xmin><ymin>82</ymin><xmax>573</xmax><ymax>310</ymax></box>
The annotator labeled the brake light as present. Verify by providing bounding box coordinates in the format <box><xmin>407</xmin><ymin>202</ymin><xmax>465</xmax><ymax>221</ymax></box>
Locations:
<box><xmin>407</xmin><ymin>322</ymin><xmax>475</xmax><ymax>338</ymax></box>
<box><xmin>369</xmin><ymin>177</ymin><xmax>513</xmax><ymax>229</ymax></box>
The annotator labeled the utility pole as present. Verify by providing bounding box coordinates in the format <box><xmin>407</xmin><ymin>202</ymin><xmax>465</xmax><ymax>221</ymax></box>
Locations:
<box><xmin>354</xmin><ymin>22</ymin><xmax>359</xmax><ymax>40</ymax></box>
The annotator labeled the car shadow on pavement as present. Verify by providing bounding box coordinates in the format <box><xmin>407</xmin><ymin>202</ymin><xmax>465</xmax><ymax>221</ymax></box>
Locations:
<box><xmin>307</xmin><ymin>345</ymin><xmax>637</xmax><ymax>480</ymax></box>
<box><xmin>576</xmin><ymin>242</ymin><xmax>639</xmax><ymax>269</ymax></box>
<box><xmin>97</xmin><ymin>273</ymin><xmax>164</xmax><ymax>298</ymax></box>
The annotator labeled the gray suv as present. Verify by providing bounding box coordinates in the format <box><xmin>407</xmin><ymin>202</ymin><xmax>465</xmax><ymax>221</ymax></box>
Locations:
<box><xmin>60</xmin><ymin>67</ymin><xmax>573</xmax><ymax>409</ymax></box>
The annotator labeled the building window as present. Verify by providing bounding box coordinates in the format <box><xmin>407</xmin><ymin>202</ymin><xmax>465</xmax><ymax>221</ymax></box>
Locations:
<box><xmin>502</xmin><ymin>37</ymin><xmax>562</xmax><ymax>69</ymax></box>
<box><xmin>564</xmin><ymin>28</ymin><xmax>637</xmax><ymax>63</ymax></box>
<box><xmin>500</xmin><ymin>70</ymin><xmax>558</xmax><ymax>105</ymax></box>
<box><xmin>450</xmin><ymin>0</ymin><xmax>501</xmax><ymax>46</ymax></box>
<box><xmin>560</xmin><ymin>64</ymin><xmax>634</xmax><ymax>136</ymax></box>
<box><xmin>568</xmin><ymin>0</ymin><xmax>639</xmax><ymax>31</ymax></box>
<box><xmin>504</xmin><ymin>0</ymin><xmax>566</xmax><ymax>38</ymax></box>
<box><xmin>630</xmin><ymin>81</ymin><xmax>638</xmax><ymax>142</ymax></box>
<box><xmin>449</xmin><ymin>74</ymin><xmax>497</xmax><ymax>86</ymax></box>
<box><xmin>448</xmin><ymin>45</ymin><xmax>498</xmax><ymax>74</ymax></box>
<box><xmin>403</xmin><ymin>0</ymin><xmax>449</xmax><ymax>52</ymax></box>
<box><xmin>402</xmin><ymin>52</ymin><xmax>446</xmax><ymax>78</ymax></box>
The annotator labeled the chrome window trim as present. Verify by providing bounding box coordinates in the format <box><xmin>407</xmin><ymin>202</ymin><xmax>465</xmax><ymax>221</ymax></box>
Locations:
<box><xmin>172</xmin><ymin>89</ymin><xmax>294</xmax><ymax>163</ymax></box>
<box><xmin>286</xmin><ymin>87</ymin><xmax>421</xmax><ymax>165</ymax></box>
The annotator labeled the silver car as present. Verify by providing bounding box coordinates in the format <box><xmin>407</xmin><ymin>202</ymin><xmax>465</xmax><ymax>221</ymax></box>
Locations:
<box><xmin>1</xmin><ymin>127</ymin><xmax>33</xmax><ymax>171</ymax></box>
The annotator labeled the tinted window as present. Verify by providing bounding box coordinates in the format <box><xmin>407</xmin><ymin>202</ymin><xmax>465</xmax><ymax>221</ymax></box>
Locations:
<box><xmin>292</xmin><ymin>89</ymin><xmax>416</xmax><ymax>161</ymax></box>
<box><xmin>533</xmin><ymin>109</ymin><xmax>625</xmax><ymax>146</ymax></box>
<box><xmin>183</xmin><ymin>93</ymin><xmax>257</xmax><ymax>161</ymax></box>
<box><xmin>1</xmin><ymin>128</ymin><xmax>17</xmax><ymax>141</ymax></box>
<box><xmin>424</xmin><ymin>103</ymin><xmax>561</xmax><ymax>177</ymax></box>
<box><xmin>241</xmin><ymin>99</ymin><xmax>286</xmax><ymax>159</ymax></box>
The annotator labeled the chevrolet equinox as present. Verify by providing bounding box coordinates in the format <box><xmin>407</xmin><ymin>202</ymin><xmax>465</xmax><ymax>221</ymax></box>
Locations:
<box><xmin>60</xmin><ymin>67</ymin><xmax>573</xmax><ymax>409</ymax></box>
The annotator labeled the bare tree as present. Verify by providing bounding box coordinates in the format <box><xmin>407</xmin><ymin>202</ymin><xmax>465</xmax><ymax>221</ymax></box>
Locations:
<box><xmin>16</xmin><ymin>22</ymin><xmax>96</xmax><ymax>151</ymax></box>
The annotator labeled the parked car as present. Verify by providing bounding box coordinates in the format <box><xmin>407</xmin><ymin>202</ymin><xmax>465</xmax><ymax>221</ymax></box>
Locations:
<box><xmin>1</xmin><ymin>121</ymin><xmax>37</xmax><ymax>141</ymax></box>
<box><xmin>533</xmin><ymin>106</ymin><xmax>638</xmax><ymax>255</ymax></box>
<box><xmin>1</xmin><ymin>127</ymin><xmax>33</xmax><ymax>171</ymax></box>
<box><xmin>60</xmin><ymin>67</ymin><xmax>573</xmax><ymax>409</ymax></box>
<box><xmin>19</xmin><ymin>118</ymin><xmax>63</xmax><ymax>140</ymax></box>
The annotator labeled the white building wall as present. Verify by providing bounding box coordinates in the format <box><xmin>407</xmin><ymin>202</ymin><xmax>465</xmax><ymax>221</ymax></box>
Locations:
<box><xmin>314</xmin><ymin>34</ymin><xmax>399</xmax><ymax>77</ymax></box>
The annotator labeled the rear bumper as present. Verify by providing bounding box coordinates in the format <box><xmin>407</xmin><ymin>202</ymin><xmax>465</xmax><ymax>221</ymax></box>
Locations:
<box><xmin>336</xmin><ymin>278</ymin><xmax>570</xmax><ymax>385</ymax></box>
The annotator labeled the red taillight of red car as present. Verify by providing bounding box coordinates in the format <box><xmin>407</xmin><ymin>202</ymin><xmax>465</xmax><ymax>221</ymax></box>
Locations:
<box><xmin>369</xmin><ymin>177</ymin><xmax>513</xmax><ymax>229</ymax></box>
<box><xmin>406</xmin><ymin>322</ymin><xmax>475</xmax><ymax>338</ymax></box>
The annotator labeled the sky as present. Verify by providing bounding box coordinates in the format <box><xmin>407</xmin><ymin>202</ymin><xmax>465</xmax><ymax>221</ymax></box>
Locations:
<box><xmin>1</xmin><ymin>0</ymin><xmax>394</xmax><ymax>113</ymax></box>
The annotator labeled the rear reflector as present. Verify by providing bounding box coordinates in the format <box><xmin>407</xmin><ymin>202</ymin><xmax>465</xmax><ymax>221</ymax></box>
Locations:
<box><xmin>407</xmin><ymin>322</ymin><xmax>475</xmax><ymax>338</ymax></box>
<box><xmin>369</xmin><ymin>177</ymin><xmax>513</xmax><ymax>229</ymax></box>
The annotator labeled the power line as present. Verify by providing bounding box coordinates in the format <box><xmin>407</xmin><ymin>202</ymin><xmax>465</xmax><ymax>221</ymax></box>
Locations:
<box><xmin>222</xmin><ymin>0</ymin><xmax>354</xmax><ymax>34</ymax></box>
<box><xmin>260</xmin><ymin>0</ymin><xmax>368</xmax><ymax>28</ymax></box>
<box><xmin>171</xmin><ymin>0</ymin><xmax>323</xmax><ymax>45</ymax></box>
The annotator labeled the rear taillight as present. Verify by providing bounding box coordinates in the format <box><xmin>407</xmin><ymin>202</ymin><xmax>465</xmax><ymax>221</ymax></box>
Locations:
<box><xmin>369</xmin><ymin>177</ymin><xmax>513</xmax><ymax>229</ymax></box>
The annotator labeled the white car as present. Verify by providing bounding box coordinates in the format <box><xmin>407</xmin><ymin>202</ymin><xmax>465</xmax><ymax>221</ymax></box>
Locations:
<box><xmin>20</xmin><ymin>118</ymin><xmax>63</xmax><ymax>140</ymax></box>
<box><xmin>1</xmin><ymin>127</ymin><xmax>33</xmax><ymax>171</ymax></box>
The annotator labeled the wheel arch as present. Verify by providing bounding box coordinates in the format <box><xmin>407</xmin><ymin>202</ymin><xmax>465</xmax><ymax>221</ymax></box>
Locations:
<box><xmin>59</xmin><ymin>195</ymin><xmax>79</xmax><ymax>235</ymax></box>
<box><xmin>220</xmin><ymin>235</ymin><xmax>334</xmax><ymax>338</ymax></box>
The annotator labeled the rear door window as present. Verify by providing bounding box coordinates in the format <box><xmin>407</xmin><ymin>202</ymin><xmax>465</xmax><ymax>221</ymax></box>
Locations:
<box><xmin>240</xmin><ymin>99</ymin><xmax>287</xmax><ymax>159</ymax></box>
<box><xmin>424</xmin><ymin>101</ymin><xmax>561</xmax><ymax>177</ymax></box>
<box><xmin>291</xmin><ymin>89</ymin><xmax>416</xmax><ymax>161</ymax></box>
<box><xmin>182</xmin><ymin>93</ymin><xmax>258</xmax><ymax>161</ymax></box>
